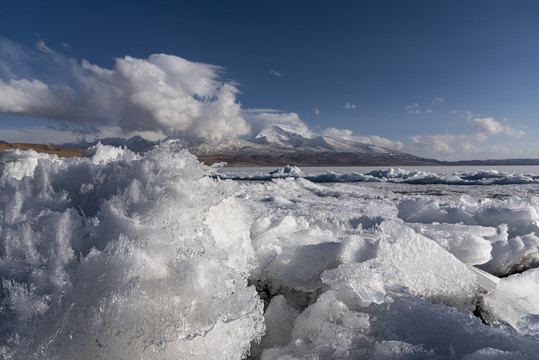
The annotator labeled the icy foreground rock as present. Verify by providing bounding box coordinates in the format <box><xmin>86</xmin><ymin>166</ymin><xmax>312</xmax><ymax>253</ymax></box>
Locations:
<box><xmin>0</xmin><ymin>142</ymin><xmax>264</xmax><ymax>359</ymax></box>
<box><xmin>2</xmin><ymin>147</ymin><xmax>539</xmax><ymax>359</ymax></box>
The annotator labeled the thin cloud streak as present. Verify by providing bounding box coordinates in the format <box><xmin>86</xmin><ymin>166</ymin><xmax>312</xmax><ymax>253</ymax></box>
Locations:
<box><xmin>270</xmin><ymin>69</ymin><xmax>283</xmax><ymax>77</ymax></box>
<box><xmin>322</xmin><ymin>128</ymin><xmax>404</xmax><ymax>150</ymax></box>
<box><xmin>405</xmin><ymin>103</ymin><xmax>420</xmax><ymax>114</ymax></box>
<box><xmin>432</xmin><ymin>97</ymin><xmax>445</xmax><ymax>106</ymax></box>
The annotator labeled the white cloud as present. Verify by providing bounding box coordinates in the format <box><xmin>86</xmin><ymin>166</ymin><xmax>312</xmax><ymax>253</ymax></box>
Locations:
<box><xmin>364</xmin><ymin>135</ymin><xmax>405</xmax><ymax>150</ymax></box>
<box><xmin>406</xmin><ymin>103</ymin><xmax>420</xmax><ymax>114</ymax></box>
<box><xmin>344</xmin><ymin>102</ymin><xmax>356</xmax><ymax>110</ymax></box>
<box><xmin>408</xmin><ymin>134</ymin><xmax>481</xmax><ymax>155</ymax></box>
<box><xmin>243</xmin><ymin>109</ymin><xmax>312</xmax><ymax>136</ymax></box>
<box><xmin>322</xmin><ymin>128</ymin><xmax>353</xmax><ymax>138</ymax></box>
<box><xmin>469</xmin><ymin>117</ymin><xmax>524</xmax><ymax>138</ymax></box>
<box><xmin>0</xmin><ymin>79</ymin><xmax>63</xmax><ymax>115</ymax></box>
<box><xmin>488</xmin><ymin>145</ymin><xmax>510</xmax><ymax>154</ymax></box>
<box><xmin>322</xmin><ymin>128</ymin><xmax>404</xmax><ymax>150</ymax></box>
<box><xmin>425</xmin><ymin>109</ymin><xmax>432</xmax><ymax>114</ymax></box>
<box><xmin>0</xmin><ymin>40</ymin><xmax>250</xmax><ymax>144</ymax></box>
<box><xmin>407</xmin><ymin>112</ymin><xmax>526</xmax><ymax>160</ymax></box>
<box><xmin>313</xmin><ymin>108</ymin><xmax>320</xmax><ymax>115</ymax></box>
<box><xmin>0</xmin><ymin>38</ymin><xmax>38</xmax><ymax>79</ymax></box>
<box><xmin>432</xmin><ymin>97</ymin><xmax>445</xmax><ymax>106</ymax></box>
<box><xmin>406</xmin><ymin>132</ymin><xmax>530</xmax><ymax>160</ymax></box>
<box><xmin>36</xmin><ymin>40</ymin><xmax>53</xmax><ymax>53</ymax></box>
<box><xmin>270</xmin><ymin>69</ymin><xmax>283</xmax><ymax>77</ymax></box>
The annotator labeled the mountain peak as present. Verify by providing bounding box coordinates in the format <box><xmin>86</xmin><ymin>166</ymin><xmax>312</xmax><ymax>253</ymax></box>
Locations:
<box><xmin>251</xmin><ymin>125</ymin><xmax>317</xmax><ymax>145</ymax></box>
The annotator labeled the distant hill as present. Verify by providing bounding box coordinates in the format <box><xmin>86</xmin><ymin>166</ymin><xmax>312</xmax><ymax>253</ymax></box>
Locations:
<box><xmin>61</xmin><ymin>135</ymin><xmax>158</xmax><ymax>153</ymax></box>
<box><xmin>0</xmin><ymin>143</ymin><xmax>85</xmax><ymax>157</ymax></box>
<box><xmin>2</xmin><ymin>127</ymin><xmax>539</xmax><ymax>166</ymax></box>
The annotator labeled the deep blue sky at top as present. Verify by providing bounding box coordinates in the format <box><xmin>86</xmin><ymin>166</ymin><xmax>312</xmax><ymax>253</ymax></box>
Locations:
<box><xmin>1</xmin><ymin>0</ymin><xmax>538</xmax><ymax>159</ymax></box>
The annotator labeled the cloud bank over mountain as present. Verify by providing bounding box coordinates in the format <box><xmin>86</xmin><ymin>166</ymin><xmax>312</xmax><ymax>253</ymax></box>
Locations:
<box><xmin>0</xmin><ymin>38</ymin><xmax>249</xmax><ymax>144</ymax></box>
<box><xmin>0</xmin><ymin>38</ymin><xmax>531</xmax><ymax>160</ymax></box>
<box><xmin>0</xmin><ymin>38</ymin><xmax>403</xmax><ymax>151</ymax></box>
<box><xmin>321</xmin><ymin>128</ymin><xmax>404</xmax><ymax>150</ymax></box>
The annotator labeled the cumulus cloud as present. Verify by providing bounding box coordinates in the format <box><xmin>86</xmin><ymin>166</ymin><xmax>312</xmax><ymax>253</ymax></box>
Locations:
<box><xmin>432</xmin><ymin>97</ymin><xmax>445</xmax><ymax>106</ymax></box>
<box><xmin>405</xmin><ymin>103</ymin><xmax>420</xmax><ymax>114</ymax></box>
<box><xmin>406</xmin><ymin>132</ymin><xmax>530</xmax><ymax>160</ymax></box>
<box><xmin>322</xmin><ymin>128</ymin><xmax>404</xmax><ymax>150</ymax></box>
<box><xmin>0</xmin><ymin>39</ymin><xmax>250</xmax><ymax>144</ymax></box>
<box><xmin>409</xmin><ymin>134</ymin><xmax>481</xmax><ymax>155</ymax></box>
<box><xmin>313</xmin><ymin>108</ymin><xmax>320</xmax><ymax>115</ymax></box>
<box><xmin>407</xmin><ymin>112</ymin><xmax>526</xmax><ymax>160</ymax></box>
<box><xmin>469</xmin><ymin>117</ymin><xmax>524</xmax><ymax>138</ymax></box>
<box><xmin>270</xmin><ymin>69</ymin><xmax>283</xmax><ymax>77</ymax></box>
<box><xmin>344</xmin><ymin>102</ymin><xmax>356</xmax><ymax>110</ymax></box>
<box><xmin>243</xmin><ymin>109</ymin><xmax>313</xmax><ymax>136</ymax></box>
<box><xmin>0</xmin><ymin>79</ymin><xmax>66</xmax><ymax>117</ymax></box>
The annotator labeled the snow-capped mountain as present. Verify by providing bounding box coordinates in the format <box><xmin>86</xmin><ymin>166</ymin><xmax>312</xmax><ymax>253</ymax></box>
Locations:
<box><xmin>58</xmin><ymin>126</ymin><xmax>402</xmax><ymax>156</ymax></box>
<box><xmin>190</xmin><ymin>125</ymin><xmax>401</xmax><ymax>155</ymax></box>
<box><xmin>190</xmin><ymin>125</ymin><xmax>438</xmax><ymax>166</ymax></box>
<box><xmin>56</xmin><ymin>126</ymin><xmax>437</xmax><ymax>165</ymax></box>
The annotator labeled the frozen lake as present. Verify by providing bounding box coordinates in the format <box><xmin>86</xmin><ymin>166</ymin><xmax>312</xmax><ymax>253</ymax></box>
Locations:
<box><xmin>222</xmin><ymin>165</ymin><xmax>539</xmax><ymax>175</ymax></box>
<box><xmin>2</xmin><ymin>144</ymin><xmax>539</xmax><ymax>359</ymax></box>
<box><xmin>219</xmin><ymin>165</ymin><xmax>539</xmax><ymax>200</ymax></box>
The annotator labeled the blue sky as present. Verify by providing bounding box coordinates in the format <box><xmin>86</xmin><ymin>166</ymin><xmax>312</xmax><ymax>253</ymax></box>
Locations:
<box><xmin>0</xmin><ymin>0</ymin><xmax>538</xmax><ymax>160</ymax></box>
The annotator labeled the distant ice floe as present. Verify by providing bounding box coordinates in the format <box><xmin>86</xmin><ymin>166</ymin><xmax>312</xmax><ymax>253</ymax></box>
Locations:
<box><xmin>1</xmin><ymin>146</ymin><xmax>539</xmax><ymax>359</ymax></box>
<box><xmin>218</xmin><ymin>165</ymin><xmax>539</xmax><ymax>185</ymax></box>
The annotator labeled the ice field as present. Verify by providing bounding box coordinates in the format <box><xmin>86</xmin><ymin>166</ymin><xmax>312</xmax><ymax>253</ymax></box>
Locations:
<box><xmin>1</xmin><ymin>142</ymin><xmax>539</xmax><ymax>359</ymax></box>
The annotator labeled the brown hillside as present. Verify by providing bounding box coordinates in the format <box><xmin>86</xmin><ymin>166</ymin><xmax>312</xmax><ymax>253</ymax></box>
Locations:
<box><xmin>0</xmin><ymin>143</ymin><xmax>85</xmax><ymax>158</ymax></box>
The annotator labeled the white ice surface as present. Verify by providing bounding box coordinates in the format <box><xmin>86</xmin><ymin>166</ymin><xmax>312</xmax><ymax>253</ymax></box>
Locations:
<box><xmin>0</xmin><ymin>142</ymin><xmax>264</xmax><ymax>359</ymax></box>
<box><xmin>407</xmin><ymin>222</ymin><xmax>495</xmax><ymax>265</ymax></box>
<box><xmin>2</xmin><ymin>152</ymin><xmax>539</xmax><ymax>359</ymax></box>
<box><xmin>483</xmin><ymin>268</ymin><xmax>539</xmax><ymax>334</ymax></box>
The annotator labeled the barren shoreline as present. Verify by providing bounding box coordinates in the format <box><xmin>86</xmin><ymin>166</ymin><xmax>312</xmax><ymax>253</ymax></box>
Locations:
<box><xmin>3</xmin><ymin>143</ymin><xmax>539</xmax><ymax>167</ymax></box>
<box><xmin>0</xmin><ymin>143</ymin><xmax>85</xmax><ymax>158</ymax></box>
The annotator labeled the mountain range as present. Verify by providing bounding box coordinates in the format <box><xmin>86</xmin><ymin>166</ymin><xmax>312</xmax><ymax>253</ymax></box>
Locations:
<box><xmin>191</xmin><ymin>125</ymin><xmax>439</xmax><ymax>166</ymax></box>
<box><xmin>56</xmin><ymin>125</ymin><xmax>436</xmax><ymax>166</ymax></box>
<box><xmin>195</xmin><ymin>125</ymin><xmax>393</xmax><ymax>154</ymax></box>
<box><xmin>4</xmin><ymin>125</ymin><xmax>539</xmax><ymax>166</ymax></box>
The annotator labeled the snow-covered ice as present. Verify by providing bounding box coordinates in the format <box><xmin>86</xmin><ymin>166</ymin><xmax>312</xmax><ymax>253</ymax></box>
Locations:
<box><xmin>217</xmin><ymin>165</ymin><xmax>539</xmax><ymax>185</ymax></box>
<box><xmin>0</xmin><ymin>142</ymin><xmax>264</xmax><ymax>359</ymax></box>
<box><xmin>1</xmin><ymin>145</ymin><xmax>539</xmax><ymax>359</ymax></box>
